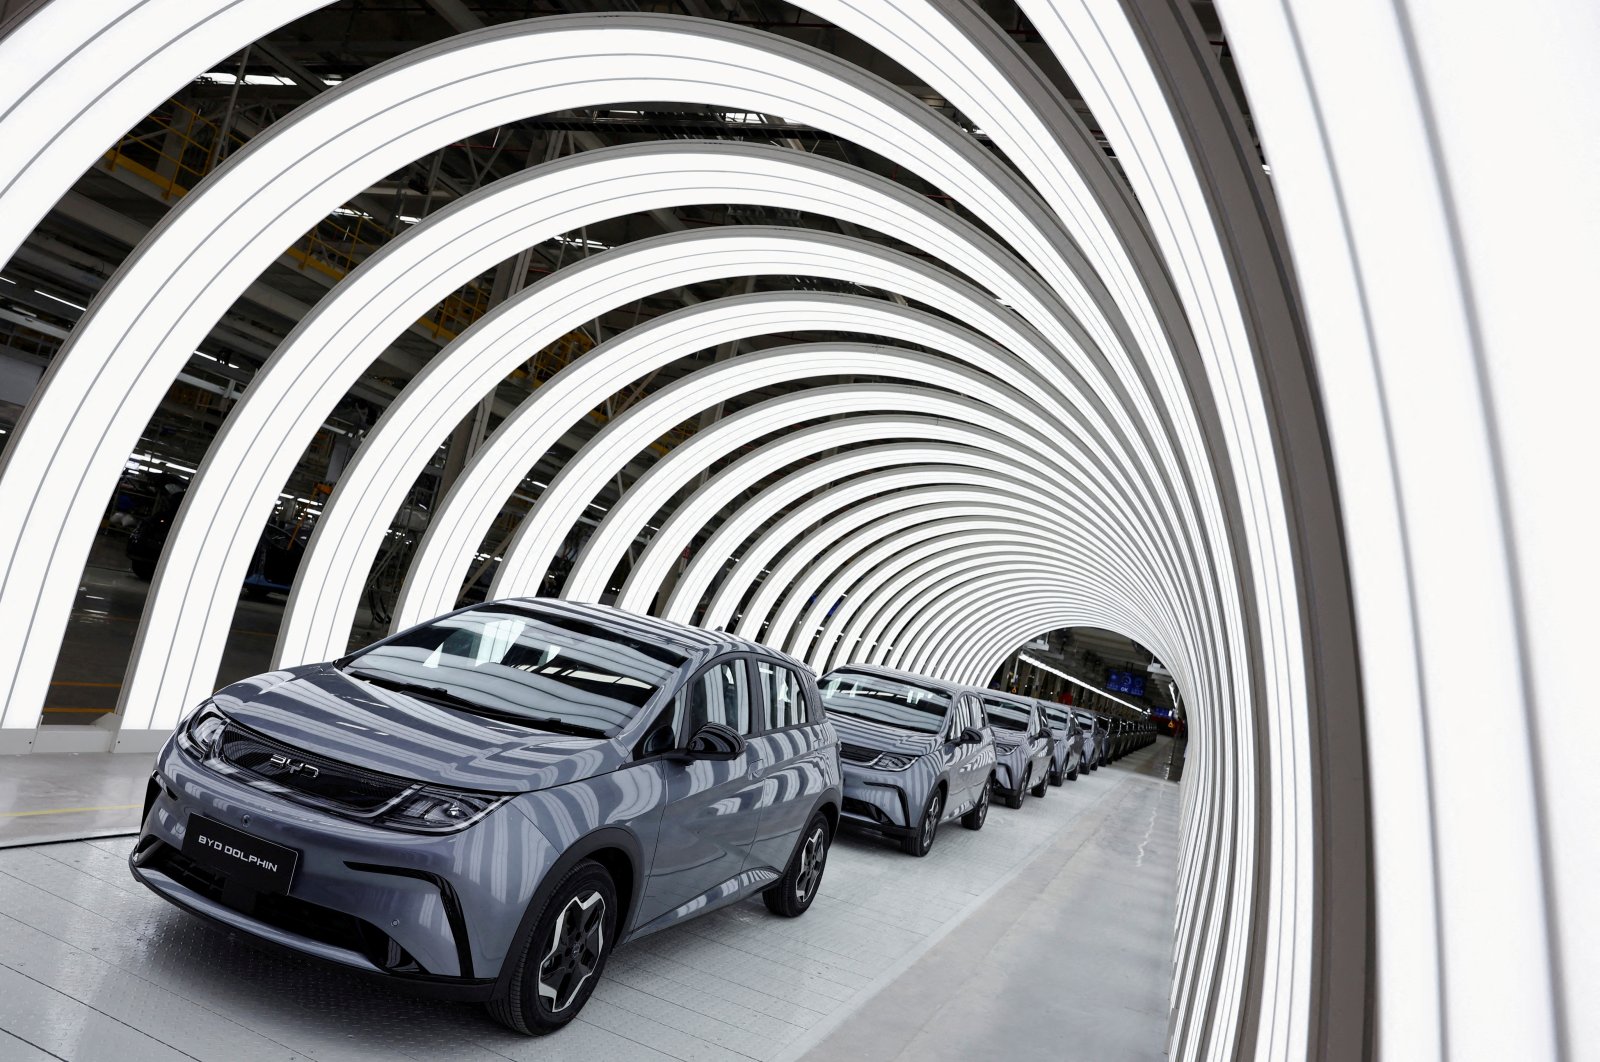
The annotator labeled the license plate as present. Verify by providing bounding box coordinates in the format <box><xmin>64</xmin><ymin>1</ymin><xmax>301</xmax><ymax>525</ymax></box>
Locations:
<box><xmin>183</xmin><ymin>814</ymin><xmax>298</xmax><ymax>893</ymax></box>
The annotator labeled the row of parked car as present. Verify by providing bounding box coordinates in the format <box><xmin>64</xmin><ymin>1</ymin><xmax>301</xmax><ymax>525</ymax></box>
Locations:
<box><xmin>129</xmin><ymin>598</ymin><xmax>1158</xmax><ymax>1035</ymax></box>
<box><xmin>824</xmin><ymin>663</ymin><xmax>1156</xmax><ymax>856</ymax></box>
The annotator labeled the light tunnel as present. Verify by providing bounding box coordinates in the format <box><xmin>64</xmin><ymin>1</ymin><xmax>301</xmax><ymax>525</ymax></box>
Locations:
<box><xmin>0</xmin><ymin>1</ymin><xmax>1590</xmax><ymax>1060</ymax></box>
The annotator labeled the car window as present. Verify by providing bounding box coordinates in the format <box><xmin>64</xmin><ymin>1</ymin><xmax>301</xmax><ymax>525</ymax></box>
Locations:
<box><xmin>757</xmin><ymin>660</ymin><xmax>809</xmax><ymax>730</ymax></box>
<box><xmin>819</xmin><ymin>670</ymin><xmax>950</xmax><ymax>734</ymax></box>
<box><xmin>981</xmin><ymin>695</ymin><xmax>1031</xmax><ymax>733</ymax></box>
<box><xmin>344</xmin><ymin>603</ymin><xmax>684</xmax><ymax>737</ymax></box>
<box><xmin>671</xmin><ymin>659</ymin><xmax>752</xmax><ymax>742</ymax></box>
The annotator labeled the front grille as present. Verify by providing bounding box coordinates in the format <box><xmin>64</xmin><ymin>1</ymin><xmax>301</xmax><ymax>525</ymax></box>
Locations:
<box><xmin>144</xmin><ymin>842</ymin><xmax>416</xmax><ymax>971</ymax></box>
<box><xmin>843</xmin><ymin>797</ymin><xmax>890</xmax><ymax>824</ymax></box>
<box><xmin>839</xmin><ymin>743</ymin><xmax>880</xmax><ymax>765</ymax></box>
<box><xmin>216</xmin><ymin>723</ymin><xmax>411</xmax><ymax>814</ymax></box>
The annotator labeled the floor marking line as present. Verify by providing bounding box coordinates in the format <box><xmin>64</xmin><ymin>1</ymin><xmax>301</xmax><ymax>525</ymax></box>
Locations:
<box><xmin>0</xmin><ymin>804</ymin><xmax>141</xmax><ymax>818</ymax></box>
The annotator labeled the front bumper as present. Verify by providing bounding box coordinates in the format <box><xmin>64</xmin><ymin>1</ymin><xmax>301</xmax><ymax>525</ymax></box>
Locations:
<box><xmin>130</xmin><ymin>738</ymin><xmax>555</xmax><ymax>995</ymax></box>
<box><xmin>993</xmin><ymin>746</ymin><xmax>1026</xmax><ymax>796</ymax></box>
<box><xmin>839</xmin><ymin>763</ymin><xmax>918</xmax><ymax>837</ymax></box>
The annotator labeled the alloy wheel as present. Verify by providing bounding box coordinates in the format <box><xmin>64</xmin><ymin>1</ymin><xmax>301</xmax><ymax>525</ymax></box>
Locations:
<box><xmin>923</xmin><ymin>793</ymin><xmax>942</xmax><ymax>848</ymax></box>
<box><xmin>794</xmin><ymin>825</ymin><xmax>826</xmax><ymax>903</ymax></box>
<box><xmin>538</xmin><ymin>890</ymin><xmax>606</xmax><ymax>1013</ymax></box>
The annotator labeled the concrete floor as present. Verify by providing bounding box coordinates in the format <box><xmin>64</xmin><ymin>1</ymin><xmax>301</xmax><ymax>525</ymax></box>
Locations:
<box><xmin>0</xmin><ymin>754</ymin><xmax>152</xmax><ymax>848</ymax></box>
<box><xmin>0</xmin><ymin>740</ymin><xmax>1181</xmax><ymax>1062</ymax></box>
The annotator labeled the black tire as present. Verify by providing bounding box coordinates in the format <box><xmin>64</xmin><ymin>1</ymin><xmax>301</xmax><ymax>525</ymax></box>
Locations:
<box><xmin>961</xmin><ymin>776</ymin><xmax>991</xmax><ymax>830</ymax></box>
<box><xmin>1066</xmin><ymin>763</ymin><xmax>1079</xmax><ymax>782</ymax></box>
<box><xmin>1003</xmin><ymin>770</ymin><xmax>1026</xmax><ymax>809</ymax></box>
<box><xmin>487</xmin><ymin>860</ymin><xmax>617</xmax><ymax>1035</ymax></box>
<box><xmin>1049</xmin><ymin>759</ymin><xmax>1064</xmax><ymax>787</ymax></box>
<box><xmin>1030</xmin><ymin>767</ymin><xmax>1049</xmax><ymax>798</ymax></box>
<box><xmin>764</xmin><ymin>813</ymin><xmax>830</xmax><ymax>917</ymax></box>
<box><xmin>900</xmin><ymin>786</ymin><xmax>944</xmax><ymax>856</ymax></box>
<box><xmin>129</xmin><ymin>558</ymin><xmax>155</xmax><ymax>581</ymax></box>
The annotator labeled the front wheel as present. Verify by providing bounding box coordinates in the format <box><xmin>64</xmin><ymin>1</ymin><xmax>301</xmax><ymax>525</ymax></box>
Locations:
<box><xmin>901</xmin><ymin>787</ymin><xmax>944</xmax><ymax>856</ymax></box>
<box><xmin>1049</xmin><ymin>760</ymin><xmax>1064</xmax><ymax>787</ymax></box>
<box><xmin>1066</xmin><ymin>763</ymin><xmax>1079</xmax><ymax>782</ymax></box>
<box><xmin>488</xmin><ymin>860</ymin><xmax>617</xmax><ymax>1035</ymax></box>
<box><xmin>1030</xmin><ymin>767</ymin><xmax>1049</xmax><ymax>798</ymax></box>
<box><xmin>961</xmin><ymin>776</ymin><xmax>991</xmax><ymax>830</ymax></box>
<box><xmin>1004</xmin><ymin>770</ymin><xmax>1026</xmax><ymax>809</ymax></box>
<box><xmin>764</xmin><ymin>813</ymin><xmax>830</xmax><ymax>917</ymax></box>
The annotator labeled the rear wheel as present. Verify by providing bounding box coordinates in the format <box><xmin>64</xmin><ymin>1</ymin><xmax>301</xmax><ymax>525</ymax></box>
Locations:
<box><xmin>901</xmin><ymin>787</ymin><xmax>944</xmax><ymax>856</ymax></box>
<box><xmin>764</xmin><ymin>813</ymin><xmax>830</xmax><ymax>917</ymax></box>
<box><xmin>961</xmin><ymin>776</ymin><xmax>991</xmax><ymax>830</ymax></box>
<box><xmin>488</xmin><ymin>860</ymin><xmax>617</xmax><ymax>1035</ymax></box>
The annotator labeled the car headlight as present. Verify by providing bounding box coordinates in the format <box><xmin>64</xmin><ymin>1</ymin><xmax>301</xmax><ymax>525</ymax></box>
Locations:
<box><xmin>869</xmin><ymin>752</ymin><xmax>916</xmax><ymax>771</ymax></box>
<box><xmin>376</xmin><ymin>786</ymin><xmax>510</xmax><ymax>833</ymax></box>
<box><xmin>176</xmin><ymin>702</ymin><xmax>226</xmax><ymax>758</ymax></box>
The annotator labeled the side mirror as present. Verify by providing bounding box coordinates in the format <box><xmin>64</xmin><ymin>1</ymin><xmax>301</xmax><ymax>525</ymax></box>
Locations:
<box><xmin>957</xmin><ymin>726</ymin><xmax>983</xmax><ymax>746</ymax></box>
<box><xmin>674</xmin><ymin>721</ymin><xmax>746</xmax><ymax>761</ymax></box>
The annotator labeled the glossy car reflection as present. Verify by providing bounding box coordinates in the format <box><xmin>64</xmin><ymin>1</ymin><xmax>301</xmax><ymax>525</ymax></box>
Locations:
<box><xmin>973</xmin><ymin>690</ymin><xmax>1053</xmax><ymax>809</ymax></box>
<box><xmin>819</xmin><ymin>664</ymin><xmax>996</xmax><ymax>857</ymax></box>
<box><xmin>1037</xmin><ymin>700</ymin><xmax>1082</xmax><ymax>784</ymax></box>
<box><xmin>130</xmin><ymin>599</ymin><xmax>841</xmax><ymax>1034</ymax></box>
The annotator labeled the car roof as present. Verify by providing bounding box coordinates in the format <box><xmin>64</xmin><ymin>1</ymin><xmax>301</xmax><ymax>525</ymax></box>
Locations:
<box><xmin>493</xmin><ymin>597</ymin><xmax>799</xmax><ymax>665</ymax></box>
<box><xmin>818</xmin><ymin>661</ymin><xmax>967</xmax><ymax>698</ymax></box>
<box><xmin>965</xmin><ymin>686</ymin><xmax>1038</xmax><ymax>711</ymax></box>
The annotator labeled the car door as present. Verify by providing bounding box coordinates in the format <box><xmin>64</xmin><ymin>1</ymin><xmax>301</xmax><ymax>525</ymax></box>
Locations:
<box><xmin>946</xmin><ymin>694</ymin><xmax>986</xmax><ymax>814</ymax></box>
<box><xmin>639</xmin><ymin>656</ymin><xmax>763</xmax><ymax>926</ymax></box>
<box><xmin>744</xmin><ymin>658</ymin><xmax>830</xmax><ymax>873</ymax></box>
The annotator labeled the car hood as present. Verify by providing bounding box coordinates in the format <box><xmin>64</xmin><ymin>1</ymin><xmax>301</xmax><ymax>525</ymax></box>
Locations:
<box><xmin>826</xmin><ymin>712</ymin><xmax>939</xmax><ymax>757</ymax></box>
<box><xmin>210</xmin><ymin>665</ymin><xmax>624</xmax><ymax>794</ymax></box>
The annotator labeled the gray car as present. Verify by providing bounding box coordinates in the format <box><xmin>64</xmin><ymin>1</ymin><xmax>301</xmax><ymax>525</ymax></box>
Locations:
<box><xmin>130</xmin><ymin>598</ymin><xmax>841</xmax><ymax>1035</ymax></box>
<box><xmin>1037</xmin><ymin>700</ymin><xmax>1082</xmax><ymax>784</ymax></box>
<box><xmin>1071</xmin><ymin>709</ymin><xmax>1100</xmax><ymax>772</ymax></box>
<box><xmin>975</xmin><ymin>690</ymin><xmax>1054</xmax><ymax>809</ymax></box>
<box><xmin>819</xmin><ymin>664</ymin><xmax>996</xmax><ymax>857</ymax></box>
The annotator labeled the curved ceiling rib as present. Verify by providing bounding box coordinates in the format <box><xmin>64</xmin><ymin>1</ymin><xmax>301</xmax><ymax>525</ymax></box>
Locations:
<box><xmin>24</xmin><ymin>0</ymin><xmax>1572</xmax><ymax>1056</ymax></box>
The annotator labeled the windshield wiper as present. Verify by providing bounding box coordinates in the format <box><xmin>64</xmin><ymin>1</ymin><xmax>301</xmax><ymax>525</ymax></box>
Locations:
<box><xmin>345</xmin><ymin>668</ymin><xmax>488</xmax><ymax>712</ymax></box>
<box><xmin>345</xmin><ymin>668</ymin><xmax>605</xmax><ymax>738</ymax></box>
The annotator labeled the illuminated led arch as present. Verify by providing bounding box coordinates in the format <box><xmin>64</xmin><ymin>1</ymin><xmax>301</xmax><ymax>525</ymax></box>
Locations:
<box><xmin>283</xmin><ymin>226</ymin><xmax>1195</xmax><ymax>676</ymax></box>
<box><xmin>765</xmin><ymin>513</ymin><xmax>1175</xmax><ymax>664</ymax></box>
<box><xmin>127</xmin><ymin>140</ymin><xmax>1146</xmax><ymax>726</ymax></box>
<box><xmin>489</xmin><ymin>348</ymin><xmax>1165</xmax><ymax>611</ymax></box>
<box><xmin>743</xmin><ymin>499</ymin><xmax>1158</xmax><ymax>658</ymax></box>
<box><xmin>1</xmin><ymin>14</ymin><xmax>1215</xmax><ymax>738</ymax></box>
<box><xmin>551</xmin><ymin>289</ymin><xmax>1171</xmax><ymax>609</ymax></box>
<box><xmin>776</xmin><ymin>529</ymin><xmax>1120</xmax><ymax>665</ymax></box>
<box><xmin>723</xmin><ymin>489</ymin><xmax>1086</xmax><ymax>641</ymax></box>
<box><xmin>822</xmin><ymin>541</ymin><xmax>1146</xmax><ymax>675</ymax></box>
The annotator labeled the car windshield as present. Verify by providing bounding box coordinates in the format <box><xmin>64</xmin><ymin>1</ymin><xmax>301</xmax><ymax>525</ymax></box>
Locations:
<box><xmin>343</xmin><ymin>604</ymin><xmax>685</xmax><ymax>737</ymax></box>
<box><xmin>981</xmin><ymin>697</ymin><xmax>1031</xmax><ymax>732</ymax></box>
<box><xmin>819</xmin><ymin>670</ymin><xmax>950</xmax><ymax>734</ymax></box>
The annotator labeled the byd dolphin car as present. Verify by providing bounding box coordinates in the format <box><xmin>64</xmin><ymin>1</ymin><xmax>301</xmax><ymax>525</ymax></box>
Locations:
<box><xmin>1037</xmin><ymin>700</ymin><xmax>1082</xmax><ymax>784</ymax></box>
<box><xmin>819</xmin><ymin>664</ymin><xmax>996</xmax><ymax>857</ymax></box>
<box><xmin>130</xmin><ymin>599</ymin><xmax>841</xmax><ymax>1034</ymax></box>
<box><xmin>975</xmin><ymin>690</ymin><xmax>1054</xmax><ymax>808</ymax></box>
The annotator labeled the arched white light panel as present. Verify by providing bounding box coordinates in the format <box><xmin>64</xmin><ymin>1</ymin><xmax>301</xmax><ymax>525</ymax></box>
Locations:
<box><xmin>0</xmin><ymin>14</ymin><xmax>1215</xmax><ymax>739</ymax></box>
<box><xmin>127</xmin><ymin>141</ymin><xmax>1160</xmax><ymax>727</ymax></box>
<box><xmin>725</xmin><ymin>492</ymin><xmax>1085</xmax><ymax>642</ymax></box>
<box><xmin>274</xmin><ymin>226</ymin><xmax>1191</xmax><ymax>678</ymax></box>
<box><xmin>487</xmin><ymin>345</ymin><xmax>1157</xmax><ymax>612</ymax></box>
<box><xmin>0</xmin><ymin>0</ymin><xmax>326</xmax><ymax>272</ymax></box>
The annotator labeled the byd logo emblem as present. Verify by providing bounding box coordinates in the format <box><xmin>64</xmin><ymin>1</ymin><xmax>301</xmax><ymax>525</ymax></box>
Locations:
<box><xmin>269</xmin><ymin>753</ymin><xmax>320</xmax><ymax>778</ymax></box>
